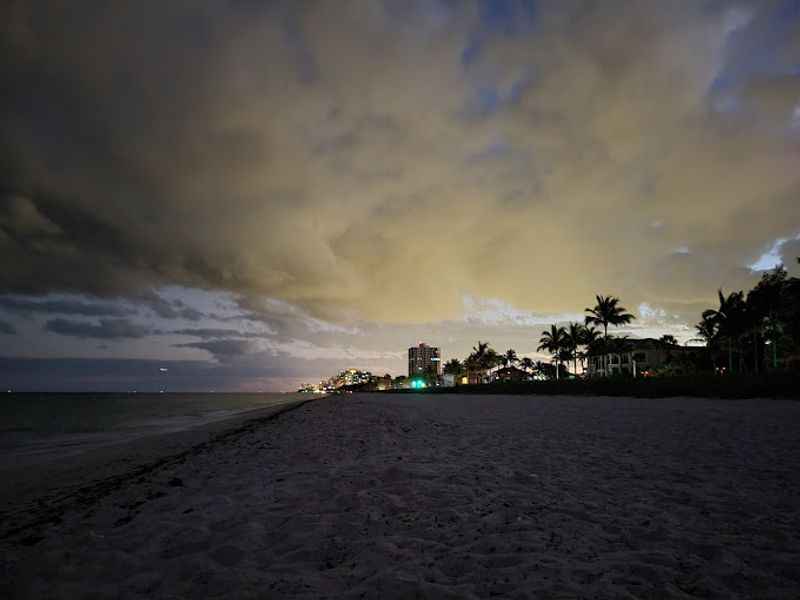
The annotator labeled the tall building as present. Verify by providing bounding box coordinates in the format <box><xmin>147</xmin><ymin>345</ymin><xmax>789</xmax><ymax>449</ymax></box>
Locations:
<box><xmin>332</xmin><ymin>368</ymin><xmax>372</xmax><ymax>388</ymax></box>
<box><xmin>408</xmin><ymin>342</ymin><xmax>441</xmax><ymax>378</ymax></box>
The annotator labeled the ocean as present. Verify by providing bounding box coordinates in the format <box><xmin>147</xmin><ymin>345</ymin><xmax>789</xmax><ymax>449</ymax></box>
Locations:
<box><xmin>0</xmin><ymin>392</ymin><xmax>304</xmax><ymax>467</ymax></box>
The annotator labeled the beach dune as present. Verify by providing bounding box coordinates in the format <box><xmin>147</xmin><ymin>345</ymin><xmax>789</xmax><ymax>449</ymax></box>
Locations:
<box><xmin>3</xmin><ymin>393</ymin><xmax>800</xmax><ymax>598</ymax></box>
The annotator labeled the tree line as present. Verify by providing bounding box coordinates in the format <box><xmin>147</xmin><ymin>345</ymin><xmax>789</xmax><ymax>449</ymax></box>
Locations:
<box><xmin>444</xmin><ymin>294</ymin><xmax>639</xmax><ymax>381</ymax></box>
<box><xmin>693</xmin><ymin>263</ymin><xmax>800</xmax><ymax>374</ymax></box>
<box><xmin>443</xmin><ymin>261</ymin><xmax>800</xmax><ymax>381</ymax></box>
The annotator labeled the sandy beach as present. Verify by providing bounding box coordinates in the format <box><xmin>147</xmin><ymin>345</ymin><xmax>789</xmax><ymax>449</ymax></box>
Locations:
<box><xmin>2</xmin><ymin>393</ymin><xmax>800</xmax><ymax>598</ymax></box>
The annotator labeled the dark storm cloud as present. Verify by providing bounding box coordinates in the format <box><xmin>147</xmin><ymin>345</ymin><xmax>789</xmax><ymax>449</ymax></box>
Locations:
<box><xmin>1</xmin><ymin>0</ymin><xmax>799</xmax><ymax>331</ymax></box>
<box><xmin>0</xmin><ymin>295</ymin><xmax>135</xmax><ymax>317</ymax></box>
<box><xmin>0</xmin><ymin>319</ymin><xmax>15</xmax><ymax>335</ymax></box>
<box><xmin>172</xmin><ymin>328</ymin><xmax>271</xmax><ymax>339</ymax></box>
<box><xmin>173</xmin><ymin>339</ymin><xmax>258</xmax><ymax>359</ymax></box>
<box><xmin>44</xmin><ymin>318</ymin><xmax>151</xmax><ymax>339</ymax></box>
<box><xmin>134</xmin><ymin>292</ymin><xmax>206</xmax><ymax>321</ymax></box>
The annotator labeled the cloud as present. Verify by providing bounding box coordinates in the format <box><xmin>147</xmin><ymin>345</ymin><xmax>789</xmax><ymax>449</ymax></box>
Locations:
<box><xmin>174</xmin><ymin>332</ymin><xmax>405</xmax><ymax>365</ymax></box>
<box><xmin>235</xmin><ymin>297</ymin><xmax>359</xmax><ymax>337</ymax></box>
<box><xmin>0</xmin><ymin>294</ymin><xmax>135</xmax><ymax>317</ymax></box>
<box><xmin>44</xmin><ymin>318</ymin><xmax>151</xmax><ymax>339</ymax></box>
<box><xmin>0</xmin><ymin>289</ymin><xmax>212</xmax><ymax>325</ymax></box>
<box><xmin>171</xmin><ymin>328</ymin><xmax>272</xmax><ymax>339</ymax></box>
<box><xmin>780</xmin><ymin>238</ymin><xmax>800</xmax><ymax>274</ymax></box>
<box><xmin>462</xmin><ymin>295</ymin><xmax>582</xmax><ymax>327</ymax></box>
<box><xmin>173</xmin><ymin>339</ymin><xmax>258</xmax><ymax>360</ymax></box>
<box><xmin>0</xmin><ymin>319</ymin><xmax>15</xmax><ymax>335</ymax></box>
<box><xmin>1</xmin><ymin>0</ymin><xmax>798</xmax><ymax>331</ymax></box>
<box><xmin>134</xmin><ymin>291</ymin><xmax>206</xmax><ymax>321</ymax></box>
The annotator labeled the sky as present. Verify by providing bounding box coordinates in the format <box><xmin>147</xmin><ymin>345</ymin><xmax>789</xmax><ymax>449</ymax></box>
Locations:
<box><xmin>1</xmin><ymin>0</ymin><xmax>799</xmax><ymax>391</ymax></box>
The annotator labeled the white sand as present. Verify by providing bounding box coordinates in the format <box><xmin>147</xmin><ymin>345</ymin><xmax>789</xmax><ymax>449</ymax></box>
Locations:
<box><xmin>3</xmin><ymin>393</ymin><xmax>800</xmax><ymax>599</ymax></box>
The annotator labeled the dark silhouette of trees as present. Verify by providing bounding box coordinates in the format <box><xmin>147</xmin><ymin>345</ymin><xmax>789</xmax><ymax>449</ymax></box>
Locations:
<box><xmin>693</xmin><ymin>265</ymin><xmax>800</xmax><ymax>374</ymax></box>
<box><xmin>502</xmin><ymin>349</ymin><xmax>518</xmax><ymax>368</ymax></box>
<box><xmin>564</xmin><ymin>322</ymin><xmax>584</xmax><ymax>376</ymax></box>
<box><xmin>702</xmin><ymin>290</ymin><xmax>746</xmax><ymax>374</ymax></box>
<box><xmin>519</xmin><ymin>357</ymin><xmax>535</xmax><ymax>374</ymax></box>
<box><xmin>443</xmin><ymin>358</ymin><xmax>463</xmax><ymax>376</ymax></box>
<box><xmin>693</xmin><ymin>315</ymin><xmax>718</xmax><ymax>372</ymax></box>
<box><xmin>659</xmin><ymin>334</ymin><xmax>678</xmax><ymax>346</ymax></box>
<box><xmin>538</xmin><ymin>325</ymin><xmax>567</xmax><ymax>380</ymax></box>
<box><xmin>465</xmin><ymin>341</ymin><xmax>500</xmax><ymax>382</ymax></box>
<box><xmin>585</xmin><ymin>295</ymin><xmax>635</xmax><ymax>375</ymax></box>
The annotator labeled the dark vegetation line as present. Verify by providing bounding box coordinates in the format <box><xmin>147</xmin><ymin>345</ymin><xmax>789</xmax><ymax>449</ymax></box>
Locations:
<box><xmin>438</xmin><ymin>265</ymin><xmax>800</xmax><ymax>383</ymax></box>
<box><xmin>343</xmin><ymin>261</ymin><xmax>800</xmax><ymax>396</ymax></box>
<box><xmin>415</xmin><ymin>374</ymin><xmax>800</xmax><ymax>399</ymax></box>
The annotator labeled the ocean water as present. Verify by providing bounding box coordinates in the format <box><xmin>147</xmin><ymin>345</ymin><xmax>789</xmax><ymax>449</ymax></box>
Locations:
<box><xmin>0</xmin><ymin>392</ymin><xmax>304</xmax><ymax>467</ymax></box>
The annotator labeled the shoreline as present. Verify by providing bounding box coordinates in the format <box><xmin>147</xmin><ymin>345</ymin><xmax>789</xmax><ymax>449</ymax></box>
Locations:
<box><xmin>0</xmin><ymin>393</ymin><xmax>312</xmax><ymax>468</ymax></box>
<box><xmin>0</xmin><ymin>395</ymin><xmax>320</xmax><ymax>544</ymax></box>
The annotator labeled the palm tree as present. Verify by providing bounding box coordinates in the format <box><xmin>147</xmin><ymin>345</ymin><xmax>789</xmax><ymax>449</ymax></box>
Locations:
<box><xmin>659</xmin><ymin>334</ymin><xmax>678</xmax><ymax>346</ymax></box>
<box><xmin>564</xmin><ymin>322</ymin><xmax>584</xmax><ymax>376</ymax></box>
<box><xmin>535</xmin><ymin>360</ymin><xmax>549</xmax><ymax>378</ymax></box>
<box><xmin>519</xmin><ymin>357</ymin><xmax>535</xmax><ymax>376</ymax></box>
<box><xmin>463</xmin><ymin>354</ymin><xmax>480</xmax><ymax>382</ymax></box>
<box><xmin>748</xmin><ymin>266</ymin><xmax>788</xmax><ymax>371</ymax></box>
<box><xmin>558</xmin><ymin>347</ymin><xmax>573</xmax><ymax>378</ymax></box>
<box><xmin>657</xmin><ymin>334</ymin><xmax>679</xmax><ymax>372</ymax></box>
<box><xmin>538</xmin><ymin>324</ymin><xmax>567</xmax><ymax>380</ymax></box>
<box><xmin>585</xmin><ymin>295</ymin><xmax>635</xmax><ymax>376</ymax></box>
<box><xmin>502</xmin><ymin>349</ymin><xmax>518</xmax><ymax>368</ymax></box>
<box><xmin>608</xmin><ymin>335</ymin><xmax>631</xmax><ymax>353</ymax></box>
<box><xmin>484</xmin><ymin>348</ymin><xmax>501</xmax><ymax>380</ymax></box>
<box><xmin>763</xmin><ymin>317</ymin><xmax>784</xmax><ymax>370</ymax></box>
<box><xmin>471</xmin><ymin>341</ymin><xmax>489</xmax><ymax>359</ymax></box>
<box><xmin>464</xmin><ymin>341</ymin><xmax>487</xmax><ymax>383</ymax></box>
<box><xmin>519</xmin><ymin>356</ymin><xmax>536</xmax><ymax>380</ymax></box>
<box><xmin>703</xmin><ymin>290</ymin><xmax>746</xmax><ymax>374</ymax></box>
<box><xmin>579</xmin><ymin>325</ymin><xmax>601</xmax><ymax>375</ymax></box>
<box><xmin>466</xmin><ymin>341</ymin><xmax>497</xmax><ymax>383</ymax></box>
<box><xmin>692</xmin><ymin>314</ymin><xmax>718</xmax><ymax>372</ymax></box>
<box><xmin>443</xmin><ymin>358</ymin><xmax>463</xmax><ymax>376</ymax></box>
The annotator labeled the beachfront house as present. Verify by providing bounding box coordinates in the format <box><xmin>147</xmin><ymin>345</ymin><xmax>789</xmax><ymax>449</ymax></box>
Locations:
<box><xmin>464</xmin><ymin>370</ymin><xmax>484</xmax><ymax>385</ymax></box>
<box><xmin>491</xmin><ymin>366</ymin><xmax>530</xmax><ymax>383</ymax></box>
<box><xmin>586</xmin><ymin>338</ymin><xmax>695</xmax><ymax>377</ymax></box>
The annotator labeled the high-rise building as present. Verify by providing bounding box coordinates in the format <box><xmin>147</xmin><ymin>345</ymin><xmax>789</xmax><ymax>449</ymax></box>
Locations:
<box><xmin>332</xmin><ymin>368</ymin><xmax>372</xmax><ymax>388</ymax></box>
<box><xmin>408</xmin><ymin>342</ymin><xmax>441</xmax><ymax>378</ymax></box>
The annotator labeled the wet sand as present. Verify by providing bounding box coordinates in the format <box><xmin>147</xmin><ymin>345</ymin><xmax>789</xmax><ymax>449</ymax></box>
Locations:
<box><xmin>2</xmin><ymin>393</ymin><xmax>800</xmax><ymax>598</ymax></box>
